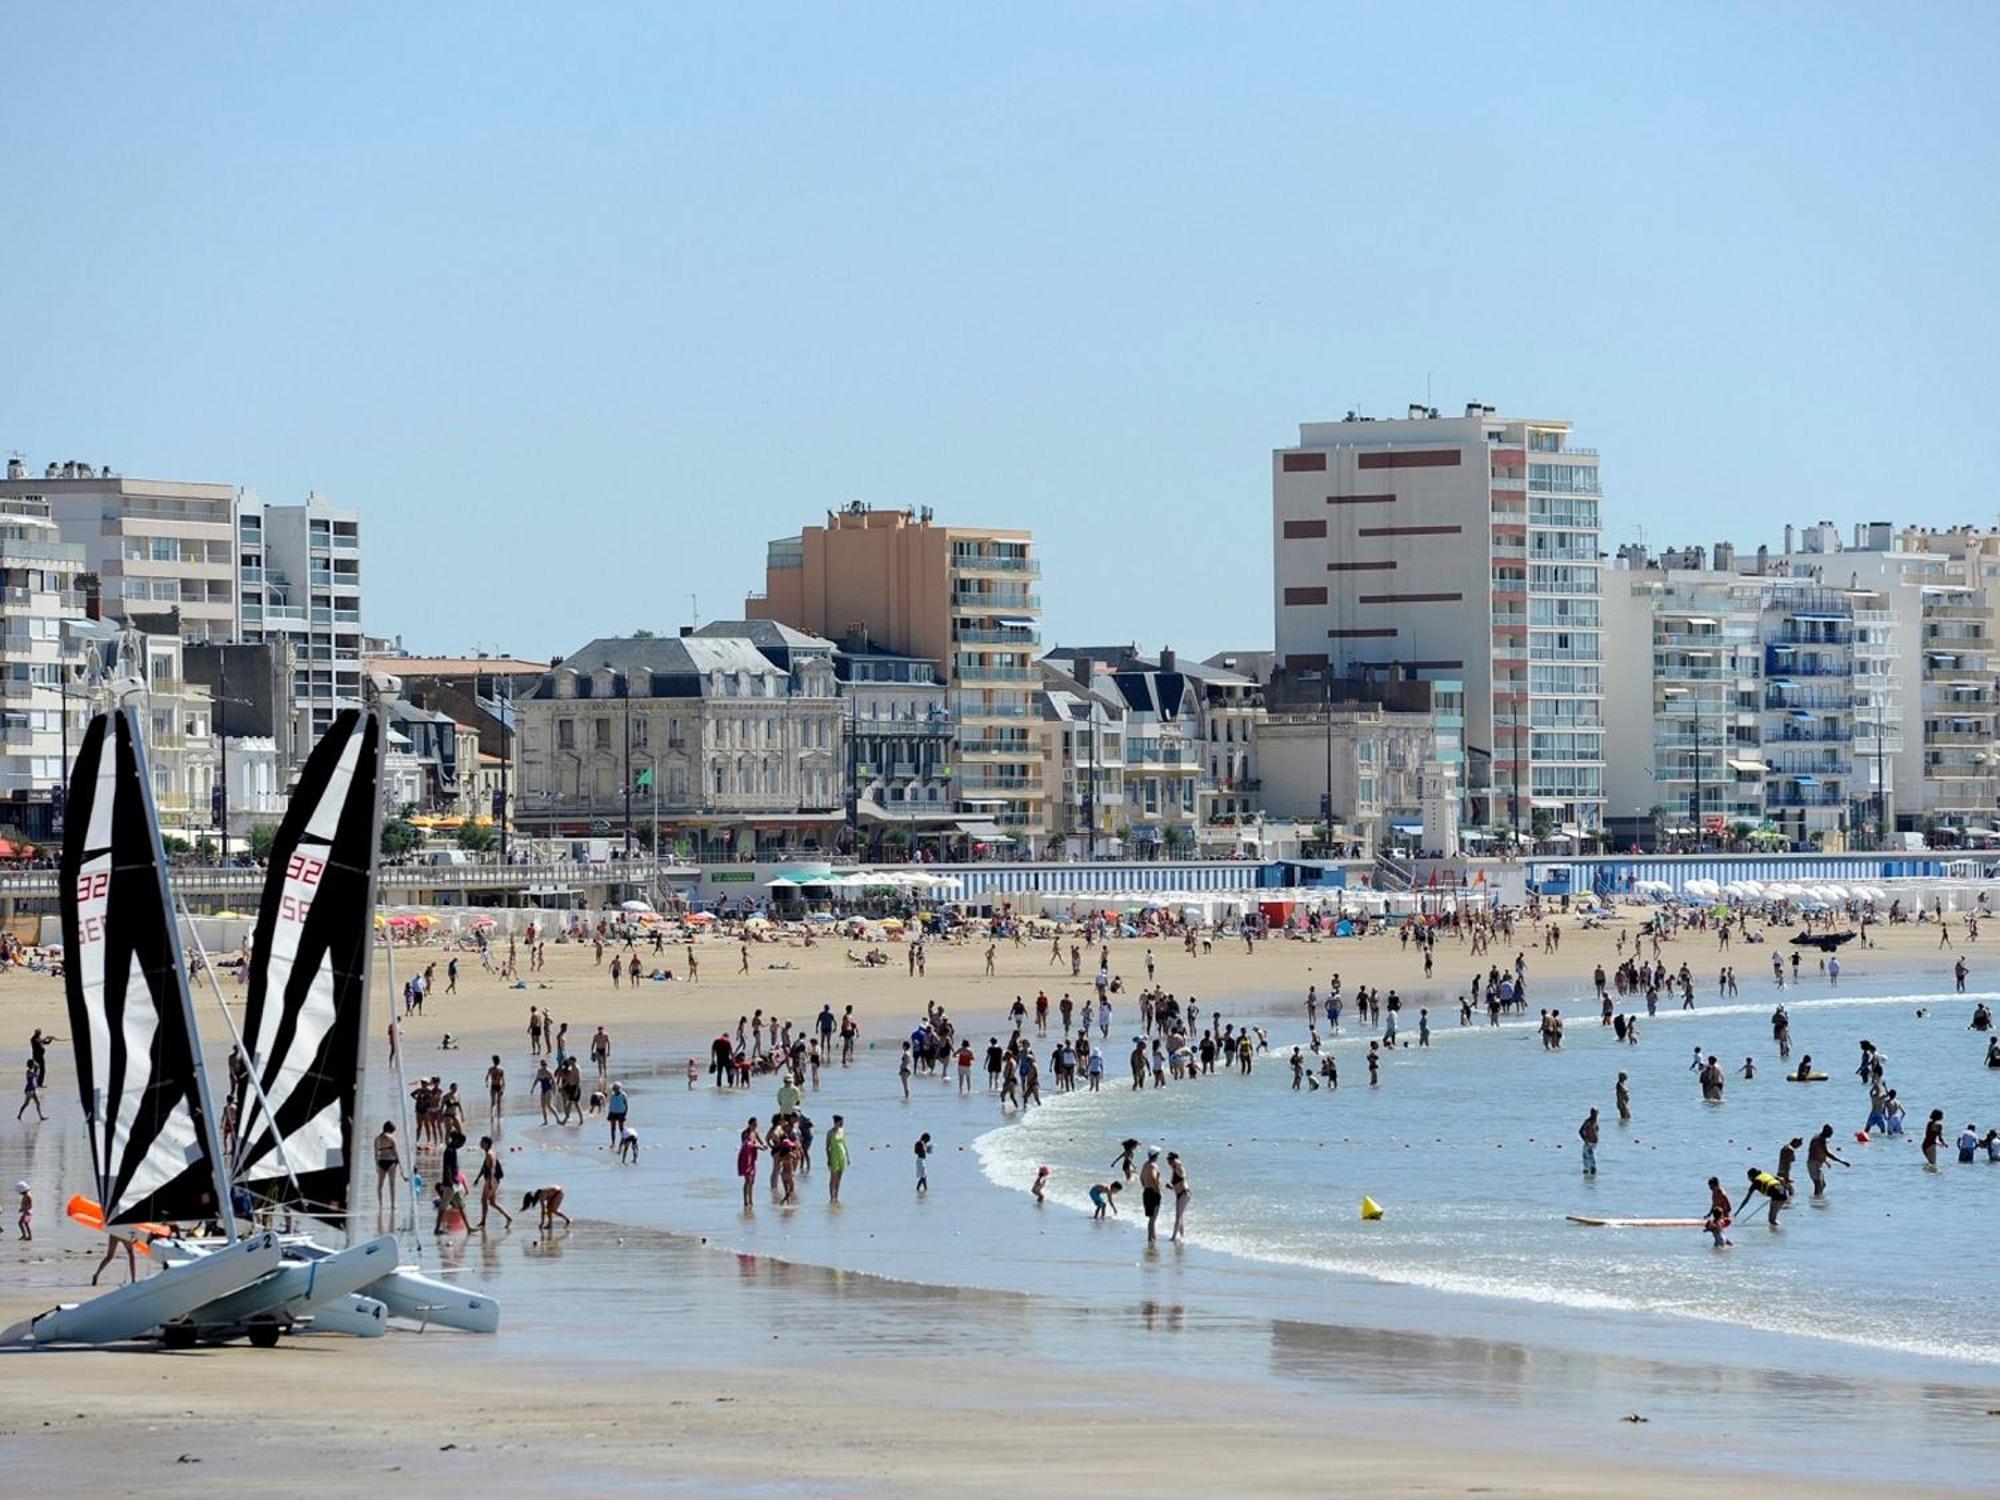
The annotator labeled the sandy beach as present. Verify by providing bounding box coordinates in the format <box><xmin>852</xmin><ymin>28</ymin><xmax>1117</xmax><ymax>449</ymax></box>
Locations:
<box><xmin>4</xmin><ymin>913</ymin><xmax>1995</xmax><ymax>1496</ymax></box>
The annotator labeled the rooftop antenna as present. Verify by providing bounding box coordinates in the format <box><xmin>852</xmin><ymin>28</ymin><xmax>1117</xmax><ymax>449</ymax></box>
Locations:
<box><xmin>689</xmin><ymin>593</ymin><xmax>699</xmax><ymax>631</ymax></box>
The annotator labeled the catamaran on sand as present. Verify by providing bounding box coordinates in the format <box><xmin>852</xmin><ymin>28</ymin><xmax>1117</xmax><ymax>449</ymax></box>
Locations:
<box><xmin>3</xmin><ymin>702</ymin><xmax>497</xmax><ymax>1347</ymax></box>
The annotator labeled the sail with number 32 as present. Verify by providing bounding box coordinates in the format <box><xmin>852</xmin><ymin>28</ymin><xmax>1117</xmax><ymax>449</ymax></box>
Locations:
<box><xmin>231</xmin><ymin>708</ymin><xmax>386</xmax><ymax>1232</ymax></box>
<box><xmin>61</xmin><ymin>707</ymin><xmax>231</xmax><ymax>1229</ymax></box>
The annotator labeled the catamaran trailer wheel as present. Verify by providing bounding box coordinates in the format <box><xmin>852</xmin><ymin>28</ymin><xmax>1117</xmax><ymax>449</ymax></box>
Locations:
<box><xmin>160</xmin><ymin>1321</ymin><xmax>199</xmax><ymax>1350</ymax></box>
<box><xmin>247</xmin><ymin>1323</ymin><xmax>283</xmax><ymax>1348</ymax></box>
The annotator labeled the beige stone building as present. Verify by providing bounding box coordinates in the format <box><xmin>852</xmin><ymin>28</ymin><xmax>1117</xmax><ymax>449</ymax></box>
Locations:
<box><xmin>515</xmin><ymin>623</ymin><xmax>844</xmax><ymax>859</ymax></box>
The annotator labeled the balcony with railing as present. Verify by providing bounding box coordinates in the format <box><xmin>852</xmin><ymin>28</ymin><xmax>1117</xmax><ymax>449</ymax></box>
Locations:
<box><xmin>1765</xmin><ymin>754</ymin><xmax>1854</xmax><ymax>778</ymax></box>
<box><xmin>1928</xmin><ymin>785</ymin><xmax>1999</xmax><ymax>811</ymax></box>
<box><xmin>1924</xmin><ymin>686</ymin><xmax>1997</xmax><ymax>710</ymax></box>
<box><xmin>951</xmin><ymin>589</ymin><xmax>1041</xmax><ymax>612</ymax></box>
<box><xmin>954</xmin><ymin>702</ymin><xmax>1036</xmax><ymax>719</ymax></box>
<box><xmin>953</xmin><ymin>664</ymin><xmax>1038</xmax><ymax>683</ymax></box>
<box><xmin>1767</xmin><ymin>723</ymin><xmax>1853</xmax><ymax>745</ymax></box>
<box><xmin>1766</xmin><ymin>786</ymin><xmax>1845</xmax><ymax>809</ymax></box>
<box><xmin>1764</xmin><ymin>686</ymin><xmax>1854</xmax><ymax>711</ymax></box>
<box><xmin>1764</xmin><ymin>649</ymin><xmax>1849</xmax><ymax>677</ymax></box>
<box><xmin>951</xmin><ymin>554</ymin><xmax>1040</xmax><ymax>577</ymax></box>
<box><xmin>958</xmin><ymin>737</ymin><xmax>1036</xmax><ymax>758</ymax></box>
<box><xmin>954</xmin><ymin>629</ymin><xmax>1040</xmax><ymax>646</ymax></box>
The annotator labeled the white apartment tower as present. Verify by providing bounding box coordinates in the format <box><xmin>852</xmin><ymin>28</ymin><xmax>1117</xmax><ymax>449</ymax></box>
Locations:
<box><xmin>1273</xmin><ymin>405</ymin><xmax>1605</xmax><ymax>838</ymax></box>
<box><xmin>236</xmin><ymin>493</ymin><xmax>364</xmax><ymax>747</ymax></box>
<box><xmin>0</xmin><ymin>458</ymin><xmax>237</xmax><ymax>640</ymax></box>
<box><xmin>0</xmin><ymin>494</ymin><xmax>86</xmax><ymax>831</ymax></box>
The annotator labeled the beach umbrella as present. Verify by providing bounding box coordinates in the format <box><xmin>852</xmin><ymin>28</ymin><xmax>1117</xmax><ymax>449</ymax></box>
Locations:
<box><xmin>620</xmin><ymin>898</ymin><xmax>656</xmax><ymax>912</ymax></box>
<box><xmin>684</xmin><ymin>912</ymin><xmax>716</xmax><ymax>925</ymax></box>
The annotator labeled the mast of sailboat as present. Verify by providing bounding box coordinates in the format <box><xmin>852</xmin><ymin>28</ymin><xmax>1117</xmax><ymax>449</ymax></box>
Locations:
<box><xmin>178</xmin><ymin>897</ymin><xmax>308</xmax><ymax>1211</ymax></box>
<box><xmin>382</xmin><ymin>934</ymin><xmax>422</xmax><ymax>1244</ymax></box>
<box><xmin>130</xmin><ymin>709</ymin><xmax>239</xmax><ymax>1244</ymax></box>
<box><xmin>347</xmin><ymin>697</ymin><xmax>390</xmax><ymax>1248</ymax></box>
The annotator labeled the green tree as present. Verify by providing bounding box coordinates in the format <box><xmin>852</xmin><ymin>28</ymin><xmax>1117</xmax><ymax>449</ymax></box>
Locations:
<box><xmin>161</xmin><ymin>834</ymin><xmax>192</xmax><ymax>855</ymax></box>
<box><xmin>381</xmin><ymin>818</ymin><xmax>423</xmax><ymax>858</ymax></box>
<box><xmin>456</xmin><ymin>821</ymin><xmax>497</xmax><ymax>854</ymax></box>
<box><xmin>246</xmin><ymin>824</ymin><xmax>280</xmax><ymax>861</ymax></box>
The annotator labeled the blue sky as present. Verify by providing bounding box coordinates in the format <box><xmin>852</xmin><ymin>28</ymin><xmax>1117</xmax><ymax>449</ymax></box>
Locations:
<box><xmin>4</xmin><ymin>4</ymin><xmax>1995</xmax><ymax>660</ymax></box>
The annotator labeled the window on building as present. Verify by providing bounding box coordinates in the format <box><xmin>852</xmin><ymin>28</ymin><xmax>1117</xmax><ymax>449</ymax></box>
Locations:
<box><xmin>594</xmin><ymin>717</ymin><xmax>613</xmax><ymax>749</ymax></box>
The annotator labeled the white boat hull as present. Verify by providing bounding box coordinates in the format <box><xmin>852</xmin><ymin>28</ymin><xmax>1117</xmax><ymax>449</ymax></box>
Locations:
<box><xmin>301</xmin><ymin>1294</ymin><xmax>388</xmax><ymax>1337</ymax></box>
<box><xmin>284</xmin><ymin>1239</ymin><xmax>500</xmax><ymax>1333</ymax></box>
<box><xmin>173</xmin><ymin>1235</ymin><xmax>399</xmax><ymax>1337</ymax></box>
<box><xmin>0</xmin><ymin>1231</ymin><xmax>283</xmax><ymax>1347</ymax></box>
<box><xmin>360</xmin><ymin>1266</ymin><xmax>501</xmax><ymax>1333</ymax></box>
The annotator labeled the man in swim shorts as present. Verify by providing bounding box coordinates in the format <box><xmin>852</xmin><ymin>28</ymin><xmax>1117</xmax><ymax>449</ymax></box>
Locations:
<box><xmin>1139</xmin><ymin>1149</ymin><xmax>1163</xmax><ymax>1242</ymax></box>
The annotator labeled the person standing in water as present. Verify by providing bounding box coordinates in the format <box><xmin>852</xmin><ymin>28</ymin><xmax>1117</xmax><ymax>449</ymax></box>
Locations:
<box><xmin>1806</xmin><ymin>1125</ymin><xmax>1849</xmax><ymax>1196</ymax></box>
<box><xmin>475</xmin><ymin>1136</ymin><xmax>513</xmax><ymax>1231</ymax></box>
<box><xmin>914</xmin><ymin>1132</ymin><xmax>932</xmax><ymax>1195</ymax></box>
<box><xmin>374</xmin><ymin>1121</ymin><xmax>402</xmax><ymax>1218</ymax></box>
<box><xmin>826</xmin><ymin>1115</ymin><xmax>848</xmax><ymax>1203</ymax></box>
<box><xmin>1922</xmin><ymin>1110</ymin><xmax>1947</xmax><ymax>1169</ymax></box>
<box><xmin>1735</xmin><ymin>1165</ymin><xmax>1792</xmax><ymax>1228</ymax></box>
<box><xmin>737</xmin><ymin>1119</ymin><xmax>763</xmax><ymax>1208</ymax></box>
<box><xmin>1703</xmin><ymin>1176</ymin><xmax>1733</xmax><ymax>1248</ymax></box>
<box><xmin>1615</xmin><ymin>1071</ymin><xmax>1631</xmax><ymax>1123</ymax></box>
<box><xmin>1139</xmin><ymin>1148</ymin><xmax>1164</xmax><ymax>1243</ymax></box>
<box><xmin>1168</xmin><ymin>1151</ymin><xmax>1191</xmax><ymax>1242</ymax></box>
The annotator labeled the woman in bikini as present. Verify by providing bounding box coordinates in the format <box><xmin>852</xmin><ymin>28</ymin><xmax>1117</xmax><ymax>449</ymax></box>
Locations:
<box><xmin>520</xmin><ymin>1185</ymin><xmax>572</xmax><ymax>1232</ymax></box>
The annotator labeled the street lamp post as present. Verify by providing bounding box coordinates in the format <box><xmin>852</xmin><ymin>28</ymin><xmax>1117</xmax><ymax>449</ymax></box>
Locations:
<box><xmin>1321</xmin><ymin>671</ymin><xmax>1333</xmax><ymax>856</ymax></box>
<box><xmin>217</xmin><ymin>647</ymin><xmax>229</xmax><ymax>866</ymax></box>
<box><xmin>496</xmin><ymin>673</ymin><xmax>512</xmax><ymax>868</ymax></box>
<box><xmin>620</xmin><ymin>676</ymin><xmax>634</xmax><ymax>860</ymax></box>
<box><xmin>1084</xmin><ymin>699</ymin><xmax>1098</xmax><ymax>862</ymax></box>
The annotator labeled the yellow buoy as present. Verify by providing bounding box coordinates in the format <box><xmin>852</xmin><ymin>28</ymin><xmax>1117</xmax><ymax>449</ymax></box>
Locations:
<box><xmin>1360</xmin><ymin>1196</ymin><xmax>1384</xmax><ymax>1221</ymax></box>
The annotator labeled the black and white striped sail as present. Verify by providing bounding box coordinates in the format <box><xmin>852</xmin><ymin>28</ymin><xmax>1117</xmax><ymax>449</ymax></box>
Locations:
<box><xmin>232</xmin><ymin>708</ymin><xmax>384</xmax><ymax>1227</ymax></box>
<box><xmin>60</xmin><ymin>708</ymin><xmax>223</xmax><ymax>1227</ymax></box>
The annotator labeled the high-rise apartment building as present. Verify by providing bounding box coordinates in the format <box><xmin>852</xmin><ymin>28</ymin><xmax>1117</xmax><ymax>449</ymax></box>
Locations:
<box><xmin>1602</xmin><ymin>568</ymin><xmax>1890</xmax><ymax>849</ymax></box>
<box><xmin>1779</xmin><ymin>525</ymin><xmax>2000</xmax><ymax>840</ymax></box>
<box><xmin>236</xmin><ymin>492</ymin><xmax>364</xmax><ymax>751</ymax></box>
<box><xmin>0</xmin><ymin>495</ymin><xmax>86</xmax><ymax>835</ymax></box>
<box><xmin>0</xmin><ymin>457</ymin><xmax>237</xmax><ymax>640</ymax></box>
<box><xmin>1273</xmin><ymin>405</ymin><xmax>1605</xmax><ymax>838</ymax></box>
<box><xmin>748</xmin><ymin>503</ymin><xmax>1043</xmax><ymax>843</ymax></box>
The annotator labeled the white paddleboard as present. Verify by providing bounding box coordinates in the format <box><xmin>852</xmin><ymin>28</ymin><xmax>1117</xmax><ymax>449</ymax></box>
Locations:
<box><xmin>1566</xmin><ymin>1215</ymin><xmax>1706</xmax><ymax>1228</ymax></box>
<box><xmin>1</xmin><ymin>1231</ymin><xmax>283</xmax><ymax>1346</ymax></box>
